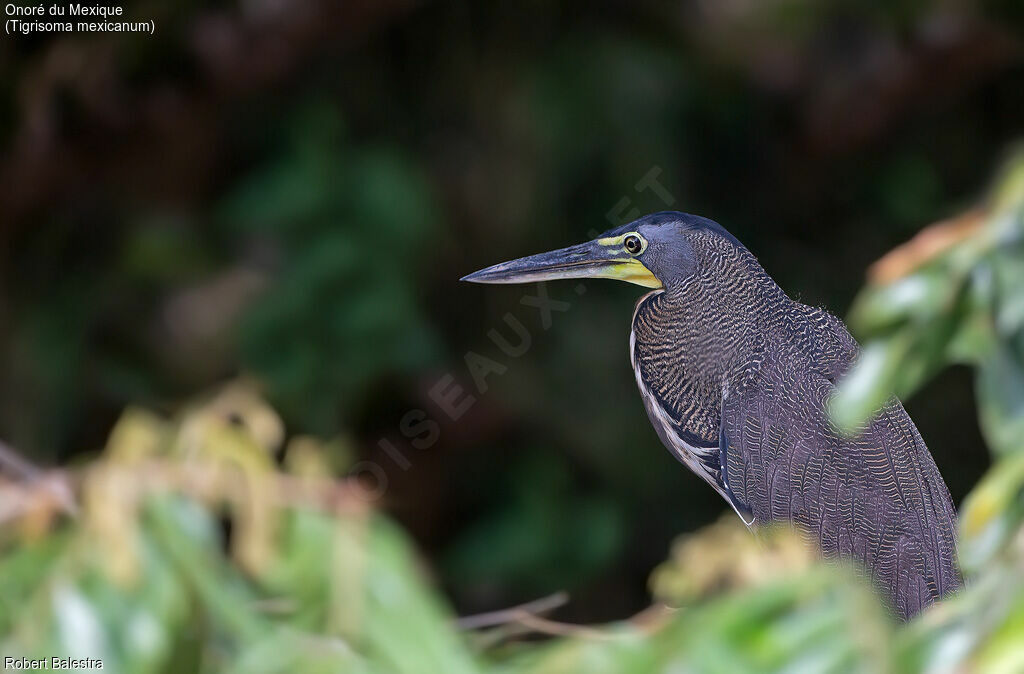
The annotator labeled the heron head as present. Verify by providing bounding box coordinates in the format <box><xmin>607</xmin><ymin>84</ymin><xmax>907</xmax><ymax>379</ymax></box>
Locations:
<box><xmin>460</xmin><ymin>211</ymin><xmax>745</xmax><ymax>291</ymax></box>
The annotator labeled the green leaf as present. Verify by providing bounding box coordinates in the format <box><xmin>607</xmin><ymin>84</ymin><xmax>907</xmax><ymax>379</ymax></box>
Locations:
<box><xmin>976</xmin><ymin>347</ymin><xmax>1024</xmax><ymax>456</ymax></box>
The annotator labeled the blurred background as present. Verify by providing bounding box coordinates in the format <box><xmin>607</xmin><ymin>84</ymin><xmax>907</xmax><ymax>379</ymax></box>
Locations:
<box><xmin>2</xmin><ymin>2</ymin><xmax>1024</xmax><ymax>670</ymax></box>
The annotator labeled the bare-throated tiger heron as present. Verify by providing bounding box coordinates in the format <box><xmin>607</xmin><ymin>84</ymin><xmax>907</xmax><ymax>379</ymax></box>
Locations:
<box><xmin>462</xmin><ymin>211</ymin><xmax>960</xmax><ymax>620</ymax></box>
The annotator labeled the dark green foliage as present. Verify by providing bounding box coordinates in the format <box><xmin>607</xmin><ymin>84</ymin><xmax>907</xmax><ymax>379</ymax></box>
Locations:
<box><xmin>219</xmin><ymin>102</ymin><xmax>443</xmax><ymax>432</ymax></box>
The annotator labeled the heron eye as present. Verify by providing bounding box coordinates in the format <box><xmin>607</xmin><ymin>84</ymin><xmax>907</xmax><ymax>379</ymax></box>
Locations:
<box><xmin>624</xmin><ymin>234</ymin><xmax>643</xmax><ymax>255</ymax></box>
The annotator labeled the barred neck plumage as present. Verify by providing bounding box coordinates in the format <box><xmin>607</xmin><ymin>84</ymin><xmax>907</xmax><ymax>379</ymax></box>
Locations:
<box><xmin>631</xmin><ymin>233</ymin><xmax>788</xmax><ymax>445</ymax></box>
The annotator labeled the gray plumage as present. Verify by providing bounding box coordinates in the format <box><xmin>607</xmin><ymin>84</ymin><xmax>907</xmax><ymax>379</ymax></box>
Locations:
<box><xmin>626</xmin><ymin>213</ymin><xmax>959</xmax><ymax>619</ymax></box>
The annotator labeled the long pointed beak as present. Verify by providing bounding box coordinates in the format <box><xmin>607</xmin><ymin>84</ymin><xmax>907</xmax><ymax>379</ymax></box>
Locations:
<box><xmin>461</xmin><ymin>238</ymin><xmax>662</xmax><ymax>289</ymax></box>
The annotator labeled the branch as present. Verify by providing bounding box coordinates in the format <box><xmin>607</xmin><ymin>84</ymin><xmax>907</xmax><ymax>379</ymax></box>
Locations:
<box><xmin>456</xmin><ymin>591</ymin><xmax>569</xmax><ymax>630</ymax></box>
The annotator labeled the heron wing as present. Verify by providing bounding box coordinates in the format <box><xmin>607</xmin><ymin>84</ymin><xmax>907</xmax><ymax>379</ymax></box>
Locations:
<box><xmin>719</xmin><ymin>355</ymin><xmax>960</xmax><ymax>619</ymax></box>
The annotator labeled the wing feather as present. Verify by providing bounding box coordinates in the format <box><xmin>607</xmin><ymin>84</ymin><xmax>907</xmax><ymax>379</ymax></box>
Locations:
<box><xmin>720</xmin><ymin>353</ymin><xmax>960</xmax><ymax>619</ymax></box>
